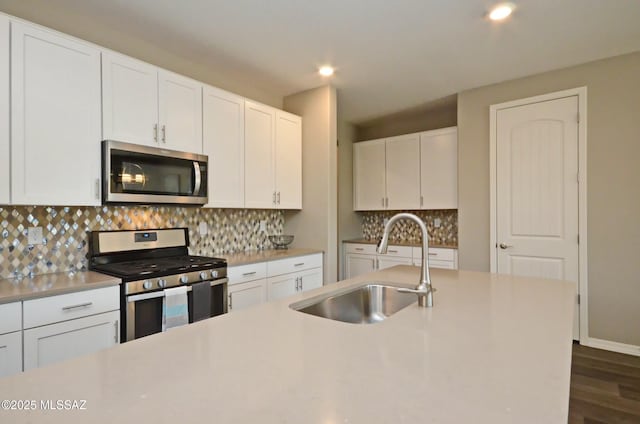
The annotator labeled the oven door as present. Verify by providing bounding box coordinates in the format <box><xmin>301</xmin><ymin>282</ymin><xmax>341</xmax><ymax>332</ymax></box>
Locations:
<box><xmin>103</xmin><ymin>140</ymin><xmax>208</xmax><ymax>205</ymax></box>
<box><xmin>124</xmin><ymin>279</ymin><xmax>227</xmax><ymax>342</ymax></box>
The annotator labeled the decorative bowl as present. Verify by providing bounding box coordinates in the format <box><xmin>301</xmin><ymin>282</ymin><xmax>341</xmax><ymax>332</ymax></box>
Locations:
<box><xmin>269</xmin><ymin>235</ymin><xmax>294</xmax><ymax>250</ymax></box>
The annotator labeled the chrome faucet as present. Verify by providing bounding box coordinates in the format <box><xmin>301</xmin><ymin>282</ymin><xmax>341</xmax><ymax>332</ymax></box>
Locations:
<box><xmin>376</xmin><ymin>213</ymin><xmax>434</xmax><ymax>307</ymax></box>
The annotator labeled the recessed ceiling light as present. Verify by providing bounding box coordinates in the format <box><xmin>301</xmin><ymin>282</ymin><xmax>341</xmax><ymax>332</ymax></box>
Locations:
<box><xmin>319</xmin><ymin>66</ymin><xmax>335</xmax><ymax>77</ymax></box>
<box><xmin>488</xmin><ymin>3</ymin><xmax>514</xmax><ymax>21</ymax></box>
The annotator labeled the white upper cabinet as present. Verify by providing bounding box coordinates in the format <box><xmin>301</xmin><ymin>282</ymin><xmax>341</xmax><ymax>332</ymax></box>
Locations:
<box><xmin>158</xmin><ymin>70</ymin><xmax>202</xmax><ymax>153</ymax></box>
<box><xmin>420</xmin><ymin>127</ymin><xmax>458</xmax><ymax>209</ymax></box>
<box><xmin>203</xmin><ymin>85</ymin><xmax>245</xmax><ymax>208</ymax></box>
<box><xmin>102</xmin><ymin>52</ymin><xmax>159</xmax><ymax>147</ymax></box>
<box><xmin>102</xmin><ymin>53</ymin><xmax>203</xmax><ymax>153</ymax></box>
<box><xmin>274</xmin><ymin>111</ymin><xmax>302</xmax><ymax>209</ymax></box>
<box><xmin>0</xmin><ymin>16</ymin><xmax>9</xmax><ymax>204</ymax></box>
<box><xmin>11</xmin><ymin>22</ymin><xmax>101</xmax><ymax>206</ymax></box>
<box><xmin>244</xmin><ymin>102</ymin><xmax>302</xmax><ymax>210</ymax></box>
<box><xmin>386</xmin><ymin>133</ymin><xmax>421</xmax><ymax>209</ymax></box>
<box><xmin>245</xmin><ymin>101</ymin><xmax>276</xmax><ymax>208</ymax></box>
<box><xmin>354</xmin><ymin>139</ymin><xmax>386</xmax><ymax>210</ymax></box>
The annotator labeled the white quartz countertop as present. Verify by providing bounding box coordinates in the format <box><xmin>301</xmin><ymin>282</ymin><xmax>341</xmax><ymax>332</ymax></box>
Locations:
<box><xmin>0</xmin><ymin>271</ymin><xmax>121</xmax><ymax>304</ymax></box>
<box><xmin>0</xmin><ymin>266</ymin><xmax>574</xmax><ymax>423</ymax></box>
<box><xmin>222</xmin><ymin>247</ymin><xmax>323</xmax><ymax>266</ymax></box>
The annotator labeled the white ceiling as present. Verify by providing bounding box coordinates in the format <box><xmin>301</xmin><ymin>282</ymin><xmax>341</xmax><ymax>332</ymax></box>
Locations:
<box><xmin>7</xmin><ymin>0</ymin><xmax>640</xmax><ymax>123</ymax></box>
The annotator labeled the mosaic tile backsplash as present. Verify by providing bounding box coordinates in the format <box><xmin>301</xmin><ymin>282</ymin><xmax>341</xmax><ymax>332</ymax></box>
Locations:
<box><xmin>360</xmin><ymin>210</ymin><xmax>457</xmax><ymax>246</ymax></box>
<box><xmin>0</xmin><ymin>206</ymin><xmax>283</xmax><ymax>280</ymax></box>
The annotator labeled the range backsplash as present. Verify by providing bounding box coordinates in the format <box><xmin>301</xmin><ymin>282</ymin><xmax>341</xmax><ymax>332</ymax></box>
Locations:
<box><xmin>0</xmin><ymin>206</ymin><xmax>283</xmax><ymax>280</ymax></box>
<box><xmin>360</xmin><ymin>210</ymin><xmax>457</xmax><ymax>246</ymax></box>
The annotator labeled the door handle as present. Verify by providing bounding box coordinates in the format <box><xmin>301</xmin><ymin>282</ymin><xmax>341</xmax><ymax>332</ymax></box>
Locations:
<box><xmin>161</xmin><ymin>125</ymin><xmax>166</xmax><ymax>143</ymax></box>
<box><xmin>277</xmin><ymin>192</ymin><xmax>281</xmax><ymax>204</ymax></box>
<box><xmin>499</xmin><ymin>243</ymin><xmax>513</xmax><ymax>249</ymax></box>
<box><xmin>153</xmin><ymin>124</ymin><xmax>158</xmax><ymax>142</ymax></box>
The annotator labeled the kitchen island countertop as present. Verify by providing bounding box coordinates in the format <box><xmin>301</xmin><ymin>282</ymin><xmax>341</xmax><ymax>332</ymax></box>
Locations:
<box><xmin>0</xmin><ymin>266</ymin><xmax>574</xmax><ymax>423</ymax></box>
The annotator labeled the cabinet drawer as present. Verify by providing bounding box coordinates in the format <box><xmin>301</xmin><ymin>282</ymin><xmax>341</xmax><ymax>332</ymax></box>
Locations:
<box><xmin>345</xmin><ymin>243</ymin><xmax>377</xmax><ymax>255</ymax></box>
<box><xmin>23</xmin><ymin>286</ymin><xmax>119</xmax><ymax>329</ymax></box>
<box><xmin>267</xmin><ymin>253</ymin><xmax>322</xmax><ymax>277</ymax></box>
<box><xmin>0</xmin><ymin>302</ymin><xmax>22</xmax><ymax>334</ymax></box>
<box><xmin>415</xmin><ymin>260</ymin><xmax>456</xmax><ymax>270</ymax></box>
<box><xmin>228</xmin><ymin>262</ymin><xmax>267</xmax><ymax>285</ymax></box>
<box><xmin>413</xmin><ymin>247</ymin><xmax>456</xmax><ymax>261</ymax></box>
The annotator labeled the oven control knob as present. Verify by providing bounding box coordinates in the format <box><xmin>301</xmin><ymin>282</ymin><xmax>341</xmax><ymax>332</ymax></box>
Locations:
<box><xmin>142</xmin><ymin>280</ymin><xmax>152</xmax><ymax>290</ymax></box>
<box><xmin>199</xmin><ymin>271</ymin><xmax>207</xmax><ymax>281</ymax></box>
<box><xmin>157</xmin><ymin>279</ymin><xmax>167</xmax><ymax>288</ymax></box>
<box><xmin>210</xmin><ymin>270</ymin><xmax>219</xmax><ymax>279</ymax></box>
<box><xmin>179</xmin><ymin>275</ymin><xmax>188</xmax><ymax>284</ymax></box>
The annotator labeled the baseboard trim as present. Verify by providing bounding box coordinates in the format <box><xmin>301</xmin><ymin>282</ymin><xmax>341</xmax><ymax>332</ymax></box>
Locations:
<box><xmin>582</xmin><ymin>337</ymin><xmax>640</xmax><ymax>357</ymax></box>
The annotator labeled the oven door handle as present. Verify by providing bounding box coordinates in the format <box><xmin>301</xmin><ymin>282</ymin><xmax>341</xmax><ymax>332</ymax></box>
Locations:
<box><xmin>193</xmin><ymin>161</ymin><xmax>202</xmax><ymax>196</ymax></box>
<box><xmin>127</xmin><ymin>278</ymin><xmax>228</xmax><ymax>302</ymax></box>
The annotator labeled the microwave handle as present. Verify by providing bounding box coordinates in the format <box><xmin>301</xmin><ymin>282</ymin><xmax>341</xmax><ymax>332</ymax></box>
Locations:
<box><xmin>193</xmin><ymin>161</ymin><xmax>202</xmax><ymax>195</ymax></box>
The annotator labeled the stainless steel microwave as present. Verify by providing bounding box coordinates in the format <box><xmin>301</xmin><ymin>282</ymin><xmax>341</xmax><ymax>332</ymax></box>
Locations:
<box><xmin>102</xmin><ymin>140</ymin><xmax>208</xmax><ymax>205</ymax></box>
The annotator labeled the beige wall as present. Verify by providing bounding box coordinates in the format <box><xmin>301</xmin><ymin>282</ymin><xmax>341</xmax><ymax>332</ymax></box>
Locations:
<box><xmin>0</xmin><ymin>4</ymin><xmax>282</xmax><ymax>107</ymax></box>
<box><xmin>458</xmin><ymin>51</ymin><xmax>640</xmax><ymax>345</ymax></box>
<box><xmin>356</xmin><ymin>95</ymin><xmax>457</xmax><ymax>141</ymax></box>
<box><xmin>283</xmin><ymin>86</ymin><xmax>338</xmax><ymax>283</ymax></box>
<box><xmin>337</xmin><ymin>110</ymin><xmax>362</xmax><ymax>279</ymax></box>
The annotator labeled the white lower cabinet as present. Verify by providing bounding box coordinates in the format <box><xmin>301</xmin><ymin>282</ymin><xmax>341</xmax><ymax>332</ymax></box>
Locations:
<box><xmin>267</xmin><ymin>274</ymin><xmax>298</xmax><ymax>301</ymax></box>
<box><xmin>227</xmin><ymin>279</ymin><xmax>267</xmax><ymax>312</ymax></box>
<box><xmin>23</xmin><ymin>310</ymin><xmax>119</xmax><ymax>371</ymax></box>
<box><xmin>344</xmin><ymin>243</ymin><xmax>457</xmax><ymax>279</ymax></box>
<box><xmin>0</xmin><ymin>331</ymin><xmax>22</xmax><ymax>378</ymax></box>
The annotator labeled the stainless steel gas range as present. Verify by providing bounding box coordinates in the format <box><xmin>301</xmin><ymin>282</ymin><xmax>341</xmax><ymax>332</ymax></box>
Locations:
<box><xmin>88</xmin><ymin>228</ymin><xmax>228</xmax><ymax>342</ymax></box>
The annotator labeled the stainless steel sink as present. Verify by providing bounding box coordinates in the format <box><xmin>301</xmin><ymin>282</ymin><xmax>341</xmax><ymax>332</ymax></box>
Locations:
<box><xmin>290</xmin><ymin>283</ymin><xmax>417</xmax><ymax>324</ymax></box>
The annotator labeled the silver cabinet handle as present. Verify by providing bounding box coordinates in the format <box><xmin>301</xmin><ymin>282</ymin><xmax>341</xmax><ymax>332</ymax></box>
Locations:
<box><xmin>153</xmin><ymin>124</ymin><xmax>158</xmax><ymax>142</ymax></box>
<box><xmin>273</xmin><ymin>192</ymin><xmax>276</xmax><ymax>205</ymax></box>
<box><xmin>386</xmin><ymin>197</ymin><xmax>389</xmax><ymax>208</ymax></box>
<box><xmin>277</xmin><ymin>192</ymin><xmax>280</xmax><ymax>204</ymax></box>
<box><xmin>354</xmin><ymin>247</ymin><xmax>364</xmax><ymax>251</ymax></box>
<box><xmin>95</xmin><ymin>178</ymin><xmax>100</xmax><ymax>200</ymax></box>
<box><xmin>242</xmin><ymin>271</ymin><xmax>256</xmax><ymax>276</ymax></box>
<box><xmin>294</xmin><ymin>263</ymin><xmax>304</xmax><ymax>267</ymax></box>
<box><xmin>388</xmin><ymin>249</ymin><xmax>398</xmax><ymax>253</ymax></box>
<box><xmin>114</xmin><ymin>320</ymin><xmax>119</xmax><ymax>344</ymax></box>
<box><xmin>62</xmin><ymin>302</ymin><xmax>93</xmax><ymax>311</ymax></box>
<box><xmin>382</xmin><ymin>198</ymin><xmax>385</xmax><ymax>207</ymax></box>
<box><xmin>420</xmin><ymin>196</ymin><xmax>424</xmax><ymax>207</ymax></box>
<box><xmin>228</xmin><ymin>293</ymin><xmax>233</xmax><ymax>310</ymax></box>
<box><xmin>499</xmin><ymin>243</ymin><xmax>513</xmax><ymax>249</ymax></box>
<box><xmin>428</xmin><ymin>253</ymin><xmax>438</xmax><ymax>256</ymax></box>
<box><xmin>161</xmin><ymin>125</ymin><xmax>166</xmax><ymax>143</ymax></box>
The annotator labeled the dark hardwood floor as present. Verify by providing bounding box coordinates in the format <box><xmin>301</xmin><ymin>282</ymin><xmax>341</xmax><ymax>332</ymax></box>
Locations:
<box><xmin>569</xmin><ymin>343</ymin><xmax>640</xmax><ymax>423</ymax></box>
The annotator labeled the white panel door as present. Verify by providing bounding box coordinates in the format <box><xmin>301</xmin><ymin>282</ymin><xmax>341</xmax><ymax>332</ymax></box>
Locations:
<box><xmin>0</xmin><ymin>331</ymin><xmax>22</xmax><ymax>377</ymax></box>
<box><xmin>11</xmin><ymin>22</ymin><xmax>101</xmax><ymax>205</ymax></box>
<box><xmin>420</xmin><ymin>127</ymin><xmax>458</xmax><ymax>209</ymax></box>
<box><xmin>203</xmin><ymin>86</ymin><xmax>245</xmax><ymax>208</ymax></box>
<box><xmin>228</xmin><ymin>279</ymin><xmax>267</xmax><ymax>311</ymax></box>
<box><xmin>267</xmin><ymin>274</ymin><xmax>297</xmax><ymax>301</ymax></box>
<box><xmin>158</xmin><ymin>70</ymin><xmax>203</xmax><ymax>153</ymax></box>
<box><xmin>345</xmin><ymin>254</ymin><xmax>376</xmax><ymax>279</ymax></box>
<box><xmin>23</xmin><ymin>311</ymin><xmax>119</xmax><ymax>371</ymax></box>
<box><xmin>377</xmin><ymin>256</ymin><xmax>413</xmax><ymax>270</ymax></box>
<box><xmin>245</xmin><ymin>101</ymin><xmax>276</xmax><ymax>208</ymax></box>
<box><xmin>102</xmin><ymin>51</ymin><xmax>159</xmax><ymax>147</ymax></box>
<box><xmin>354</xmin><ymin>139</ymin><xmax>386</xmax><ymax>210</ymax></box>
<box><xmin>0</xmin><ymin>16</ymin><xmax>8</xmax><ymax>204</ymax></box>
<box><xmin>386</xmin><ymin>134</ymin><xmax>421</xmax><ymax>210</ymax></box>
<box><xmin>275</xmin><ymin>111</ymin><xmax>302</xmax><ymax>209</ymax></box>
<box><xmin>496</xmin><ymin>96</ymin><xmax>579</xmax><ymax>338</ymax></box>
<box><xmin>299</xmin><ymin>268</ymin><xmax>323</xmax><ymax>292</ymax></box>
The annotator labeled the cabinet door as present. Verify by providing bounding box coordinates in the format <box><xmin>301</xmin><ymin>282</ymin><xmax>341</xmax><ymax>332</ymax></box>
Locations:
<box><xmin>345</xmin><ymin>254</ymin><xmax>376</xmax><ymax>279</ymax></box>
<box><xmin>299</xmin><ymin>268</ymin><xmax>323</xmax><ymax>293</ymax></box>
<box><xmin>228</xmin><ymin>279</ymin><xmax>267</xmax><ymax>311</ymax></box>
<box><xmin>23</xmin><ymin>310</ymin><xmax>119</xmax><ymax>371</ymax></box>
<box><xmin>386</xmin><ymin>133</ymin><xmax>421</xmax><ymax>209</ymax></box>
<box><xmin>203</xmin><ymin>86</ymin><xmax>245</xmax><ymax>208</ymax></box>
<box><xmin>354</xmin><ymin>139</ymin><xmax>386</xmax><ymax>210</ymax></box>
<box><xmin>158</xmin><ymin>70</ymin><xmax>203</xmax><ymax>153</ymax></box>
<box><xmin>0</xmin><ymin>331</ymin><xmax>22</xmax><ymax>378</ymax></box>
<box><xmin>377</xmin><ymin>256</ymin><xmax>413</xmax><ymax>270</ymax></box>
<box><xmin>420</xmin><ymin>127</ymin><xmax>458</xmax><ymax>209</ymax></box>
<box><xmin>245</xmin><ymin>101</ymin><xmax>276</xmax><ymax>208</ymax></box>
<box><xmin>0</xmin><ymin>16</ymin><xmax>8</xmax><ymax>204</ymax></box>
<box><xmin>267</xmin><ymin>274</ymin><xmax>297</xmax><ymax>301</ymax></box>
<box><xmin>275</xmin><ymin>111</ymin><xmax>302</xmax><ymax>209</ymax></box>
<box><xmin>11</xmin><ymin>22</ymin><xmax>101</xmax><ymax>205</ymax></box>
<box><xmin>102</xmin><ymin>51</ymin><xmax>159</xmax><ymax>147</ymax></box>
